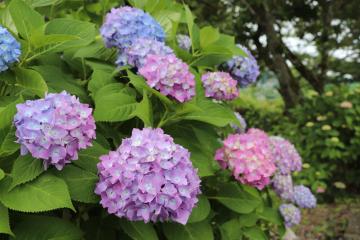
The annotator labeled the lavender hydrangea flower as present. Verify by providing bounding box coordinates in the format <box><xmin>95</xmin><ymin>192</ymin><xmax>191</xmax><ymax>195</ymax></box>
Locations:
<box><xmin>223</xmin><ymin>44</ymin><xmax>260</xmax><ymax>87</ymax></box>
<box><xmin>139</xmin><ymin>54</ymin><xmax>195</xmax><ymax>102</ymax></box>
<box><xmin>177</xmin><ymin>34</ymin><xmax>191</xmax><ymax>51</ymax></box>
<box><xmin>279</xmin><ymin>204</ymin><xmax>301</xmax><ymax>227</ymax></box>
<box><xmin>272</xmin><ymin>173</ymin><xmax>294</xmax><ymax>201</ymax></box>
<box><xmin>230</xmin><ymin>112</ymin><xmax>247</xmax><ymax>134</ymax></box>
<box><xmin>270</xmin><ymin>136</ymin><xmax>302</xmax><ymax>175</ymax></box>
<box><xmin>116</xmin><ymin>38</ymin><xmax>173</xmax><ymax>68</ymax></box>
<box><xmin>0</xmin><ymin>25</ymin><xmax>21</xmax><ymax>72</ymax></box>
<box><xmin>100</xmin><ymin>7</ymin><xmax>165</xmax><ymax>50</ymax></box>
<box><xmin>201</xmin><ymin>72</ymin><xmax>239</xmax><ymax>101</ymax></box>
<box><xmin>95</xmin><ymin>128</ymin><xmax>201</xmax><ymax>224</ymax></box>
<box><xmin>293</xmin><ymin>185</ymin><xmax>317</xmax><ymax>209</ymax></box>
<box><xmin>14</xmin><ymin>91</ymin><xmax>96</xmax><ymax>170</ymax></box>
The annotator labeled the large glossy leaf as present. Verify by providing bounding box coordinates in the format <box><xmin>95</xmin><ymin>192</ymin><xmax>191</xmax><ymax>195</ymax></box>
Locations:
<box><xmin>0</xmin><ymin>203</ymin><xmax>14</xmax><ymax>236</ymax></box>
<box><xmin>9</xmin><ymin>155</ymin><xmax>44</xmax><ymax>190</ymax></box>
<box><xmin>257</xmin><ymin>207</ymin><xmax>282</xmax><ymax>225</ymax></box>
<box><xmin>0</xmin><ymin>173</ymin><xmax>75</xmax><ymax>212</ymax></box>
<box><xmin>0</xmin><ymin>126</ymin><xmax>19</xmax><ymax>158</ymax></box>
<box><xmin>74</xmin><ymin>141</ymin><xmax>108</xmax><ymax>174</ymax></box>
<box><xmin>243</xmin><ymin>226</ymin><xmax>267</xmax><ymax>240</ymax></box>
<box><xmin>15</xmin><ymin>67</ymin><xmax>48</xmax><ymax>97</ymax></box>
<box><xmin>220</xmin><ymin>219</ymin><xmax>242</xmax><ymax>240</ymax></box>
<box><xmin>188</xmin><ymin>195</ymin><xmax>211</xmax><ymax>223</ymax></box>
<box><xmin>11</xmin><ymin>216</ymin><xmax>82</xmax><ymax>240</ymax></box>
<box><xmin>163</xmin><ymin>221</ymin><xmax>213</xmax><ymax>240</ymax></box>
<box><xmin>208</xmin><ymin>182</ymin><xmax>262</xmax><ymax>214</ymax></box>
<box><xmin>8</xmin><ymin>0</ymin><xmax>44</xmax><ymax>39</ymax></box>
<box><xmin>131</xmin><ymin>90</ymin><xmax>153</xmax><ymax>127</ymax></box>
<box><xmin>25</xmin><ymin>0</ymin><xmax>63</xmax><ymax>8</ymax></box>
<box><xmin>55</xmin><ymin>165</ymin><xmax>99</xmax><ymax>203</ymax></box>
<box><xmin>0</xmin><ymin>95</ymin><xmax>23</xmax><ymax>129</ymax></box>
<box><xmin>119</xmin><ymin>220</ymin><xmax>158</xmax><ymax>240</ymax></box>
<box><xmin>200</xmin><ymin>26</ymin><xmax>220</xmax><ymax>49</ymax></box>
<box><xmin>87</xmin><ymin>61</ymin><xmax>117</xmax><ymax>96</ymax></box>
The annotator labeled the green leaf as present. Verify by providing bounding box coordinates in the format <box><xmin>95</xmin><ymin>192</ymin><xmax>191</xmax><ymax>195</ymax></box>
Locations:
<box><xmin>243</xmin><ymin>226</ymin><xmax>267</xmax><ymax>240</ymax></box>
<box><xmin>200</xmin><ymin>26</ymin><xmax>220</xmax><ymax>49</ymax></box>
<box><xmin>74</xmin><ymin>141</ymin><xmax>108</xmax><ymax>174</ymax></box>
<box><xmin>188</xmin><ymin>195</ymin><xmax>210</xmax><ymax>223</ymax></box>
<box><xmin>238</xmin><ymin>213</ymin><xmax>258</xmax><ymax>227</ymax></box>
<box><xmin>74</xmin><ymin>41</ymin><xmax>114</xmax><ymax>59</ymax></box>
<box><xmin>11</xmin><ymin>216</ymin><xmax>82</xmax><ymax>240</ymax></box>
<box><xmin>9</xmin><ymin>155</ymin><xmax>44</xmax><ymax>190</ymax></box>
<box><xmin>26</xmin><ymin>0</ymin><xmax>63</xmax><ymax>8</ymax></box>
<box><xmin>0</xmin><ymin>173</ymin><xmax>75</xmax><ymax>212</ymax></box>
<box><xmin>209</xmin><ymin>182</ymin><xmax>261</xmax><ymax>214</ymax></box>
<box><xmin>94</xmin><ymin>92</ymin><xmax>137</xmax><ymax>122</ymax></box>
<box><xmin>0</xmin><ymin>126</ymin><xmax>19</xmax><ymax>158</ymax></box>
<box><xmin>0</xmin><ymin>169</ymin><xmax>4</xmax><ymax>181</ymax></box>
<box><xmin>93</xmin><ymin>83</ymin><xmax>127</xmax><ymax>102</ymax></box>
<box><xmin>163</xmin><ymin>221</ymin><xmax>213</xmax><ymax>240</ymax></box>
<box><xmin>184</xmin><ymin>4</ymin><xmax>200</xmax><ymax>51</ymax></box>
<box><xmin>0</xmin><ymin>203</ymin><xmax>14</xmax><ymax>236</ymax></box>
<box><xmin>87</xmin><ymin>61</ymin><xmax>117</xmax><ymax>96</ymax></box>
<box><xmin>220</xmin><ymin>219</ymin><xmax>242</xmax><ymax>240</ymax></box>
<box><xmin>257</xmin><ymin>207</ymin><xmax>282</xmax><ymax>225</ymax></box>
<box><xmin>180</xmin><ymin>99</ymin><xmax>238</xmax><ymax>127</ymax></box>
<box><xmin>132</xmin><ymin>90</ymin><xmax>153</xmax><ymax>127</ymax></box>
<box><xmin>119</xmin><ymin>220</ymin><xmax>158</xmax><ymax>240</ymax></box>
<box><xmin>0</xmin><ymin>95</ymin><xmax>23</xmax><ymax>129</ymax></box>
<box><xmin>45</xmin><ymin>18</ymin><xmax>96</xmax><ymax>49</ymax></box>
<box><xmin>127</xmin><ymin>70</ymin><xmax>172</xmax><ymax>107</ymax></box>
<box><xmin>32</xmin><ymin>65</ymin><xmax>89</xmax><ymax>102</ymax></box>
<box><xmin>8</xmin><ymin>0</ymin><xmax>44</xmax><ymax>39</ymax></box>
<box><xmin>55</xmin><ymin>165</ymin><xmax>99</xmax><ymax>203</ymax></box>
<box><xmin>15</xmin><ymin>67</ymin><xmax>48</xmax><ymax>97</ymax></box>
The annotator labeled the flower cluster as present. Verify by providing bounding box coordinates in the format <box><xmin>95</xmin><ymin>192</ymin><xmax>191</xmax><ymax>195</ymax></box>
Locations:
<box><xmin>0</xmin><ymin>25</ymin><xmax>21</xmax><ymax>72</ymax></box>
<box><xmin>177</xmin><ymin>34</ymin><xmax>192</xmax><ymax>51</ymax></box>
<box><xmin>269</xmin><ymin>136</ymin><xmax>302</xmax><ymax>175</ymax></box>
<box><xmin>272</xmin><ymin>173</ymin><xmax>294</xmax><ymax>201</ymax></box>
<box><xmin>215</xmin><ymin>128</ymin><xmax>276</xmax><ymax>190</ymax></box>
<box><xmin>14</xmin><ymin>91</ymin><xmax>96</xmax><ymax>170</ymax></box>
<box><xmin>223</xmin><ymin>44</ymin><xmax>260</xmax><ymax>87</ymax></box>
<box><xmin>293</xmin><ymin>185</ymin><xmax>317</xmax><ymax>208</ymax></box>
<box><xmin>95</xmin><ymin>128</ymin><xmax>201</xmax><ymax>224</ymax></box>
<box><xmin>116</xmin><ymin>38</ymin><xmax>173</xmax><ymax>68</ymax></box>
<box><xmin>201</xmin><ymin>72</ymin><xmax>238</xmax><ymax>101</ymax></box>
<box><xmin>139</xmin><ymin>54</ymin><xmax>196</xmax><ymax>102</ymax></box>
<box><xmin>279</xmin><ymin>204</ymin><xmax>301</xmax><ymax>227</ymax></box>
<box><xmin>231</xmin><ymin>112</ymin><xmax>247</xmax><ymax>134</ymax></box>
<box><xmin>100</xmin><ymin>7</ymin><xmax>165</xmax><ymax>50</ymax></box>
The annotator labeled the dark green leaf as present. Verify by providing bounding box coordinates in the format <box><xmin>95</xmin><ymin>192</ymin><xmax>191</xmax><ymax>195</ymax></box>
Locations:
<box><xmin>220</xmin><ymin>219</ymin><xmax>242</xmax><ymax>240</ymax></box>
<box><xmin>0</xmin><ymin>203</ymin><xmax>14</xmax><ymax>236</ymax></box>
<box><xmin>74</xmin><ymin>141</ymin><xmax>108</xmax><ymax>174</ymax></box>
<box><xmin>188</xmin><ymin>195</ymin><xmax>210</xmax><ymax>223</ymax></box>
<box><xmin>243</xmin><ymin>226</ymin><xmax>267</xmax><ymax>240</ymax></box>
<box><xmin>163</xmin><ymin>221</ymin><xmax>213</xmax><ymax>240</ymax></box>
<box><xmin>15</xmin><ymin>67</ymin><xmax>48</xmax><ymax>97</ymax></box>
<box><xmin>0</xmin><ymin>126</ymin><xmax>19</xmax><ymax>158</ymax></box>
<box><xmin>119</xmin><ymin>220</ymin><xmax>158</xmax><ymax>240</ymax></box>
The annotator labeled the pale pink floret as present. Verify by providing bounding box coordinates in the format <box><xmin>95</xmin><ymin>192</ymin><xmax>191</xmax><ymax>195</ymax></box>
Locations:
<box><xmin>215</xmin><ymin>128</ymin><xmax>276</xmax><ymax>189</ymax></box>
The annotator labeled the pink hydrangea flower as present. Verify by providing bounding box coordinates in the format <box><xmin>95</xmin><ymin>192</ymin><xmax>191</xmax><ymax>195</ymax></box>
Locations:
<box><xmin>14</xmin><ymin>91</ymin><xmax>96</xmax><ymax>170</ymax></box>
<box><xmin>215</xmin><ymin>128</ymin><xmax>276</xmax><ymax>189</ymax></box>
<box><xmin>95</xmin><ymin>128</ymin><xmax>201</xmax><ymax>224</ymax></box>
<box><xmin>269</xmin><ymin>136</ymin><xmax>302</xmax><ymax>175</ymax></box>
<box><xmin>138</xmin><ymin>54</ymin><xmax>195</xmax><ymax>102</ymax></box>
<box><xmin>201</xmin><ymin>72</ymin><xmax>238</xmax><ymax>100</ymax></box>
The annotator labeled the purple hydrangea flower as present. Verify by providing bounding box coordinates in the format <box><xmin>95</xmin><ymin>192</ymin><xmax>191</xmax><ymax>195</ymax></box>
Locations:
<box><xmin>14</xmin><ymin>91</ymin><xmax>96</xmax><ymax>170</ymax></box>
<box><xmin>293</xmin><ymin>185</ymin><xmax>317</xmax><ymax>209</ymax></box>
<box><xmin>100</xmin><ymin>7</ymin><xmax>165</xmax><ymax>50</ymax></box>
<box><xmin>139</xmin><ymin>54</ymin><xmax>195</xmax><ymax>102</ymax></box>
<box><xmin>201</xmin><ymin>72</ymin><xmax>239</xmax><ymax>101</ymax></box>
<box><xmin>272</xmin><ymin>173</ymin><xmax>294</xmax><ymax>201</ymax></box>
<box><xmin>95</xmin><ymin>128</ymin><xmax>201</xmax><ymax>224</ymax></box>
<box><xmin>176</xmin><ymin>34</ymin><xmax>191</xmax><ymax>51</ymax></box>
<box><xmin>116</xmin><ymin>38</ymin><xmax>173</xmax><ymax>68</ymax></box>
<box><xmin>279</xmin><ymin>204</ymin><xmax>301</xmax><ymax>227</ymax></box>
<box><xmin>223</xmin><ymin>44</ymin><xmax>260</xmax><ymax>87</ymax></box>
<box><xmin>231</xmin><ymin>112</ymin><xmax>247</xmax><ymax>134</ymax></box>
<box><xmin>270</xmin><ymin>136</ymin><xmax>302</xmax><ymax>175</ymax></box>
<box><xmin>0</xmin><ymin>25</ymin><xmax>21</xmax><ymax>72</ymax></box>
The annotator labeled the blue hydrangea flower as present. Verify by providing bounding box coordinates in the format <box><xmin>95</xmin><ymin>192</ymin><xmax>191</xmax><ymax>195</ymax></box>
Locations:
<box><xmin>279</xmin><ymin>204</ymin><xmax>301</xmax><ymax>227</ymax></box>
<box><xmin>116</xmin><ymin>38</ymin><xmax>173</xmax><ymax>68</ymax></box>
<box><xmin>100</xmin><ymin>7</ymin><xmax>165</xmax><ymax>50</ymax></box>
<box><xmin>223</xmin><ymin>44</ymin><xmax>260</xmax><ymax>87</ymax></box>
<box><xmin>293</xmin><ymin>185</ymin><xmax>317</xmax><ymax>208</ymax></box>
<box><xmin>0</xmin><ymin>25</ymin><xmax>21</xmax><ymax>72</ymax></box>
<box><xmin>176</xmin><ymin>34</ymin><xmax>191</xmax><ymax>51</ymax></box>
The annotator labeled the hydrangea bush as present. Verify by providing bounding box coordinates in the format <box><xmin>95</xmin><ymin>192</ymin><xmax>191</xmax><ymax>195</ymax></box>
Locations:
<box><xmin>0</xmin><ymin>0</ymin><xmax>316</xmax><ymax>239</ymax></box>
